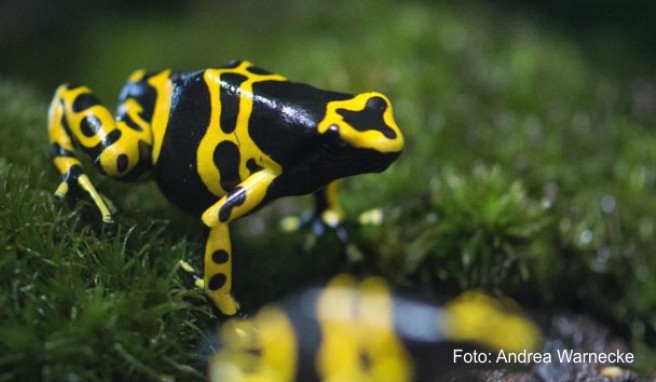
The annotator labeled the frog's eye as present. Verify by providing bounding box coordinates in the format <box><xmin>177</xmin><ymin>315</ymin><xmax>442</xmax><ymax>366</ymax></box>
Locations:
<box><xmin>324</xmin><ymin>124</ymin><xmax>348</xmax><ymax>150</ymax></box>
<box><xmin>327</xmin><ymin>124</ymin><xmax>340</xmax><ymax>136</ymax></box>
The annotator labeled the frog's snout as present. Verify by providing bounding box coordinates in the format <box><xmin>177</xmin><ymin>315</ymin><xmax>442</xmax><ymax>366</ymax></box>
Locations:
<box><xmin>319</xmin><ymin>92</ymin><xmax>404</xmax><ymax>155</ymax></box>
<box><xmin>358</xmin><ymin>92</ymin><xmax>404</xmax><ymax>154</ymax></box>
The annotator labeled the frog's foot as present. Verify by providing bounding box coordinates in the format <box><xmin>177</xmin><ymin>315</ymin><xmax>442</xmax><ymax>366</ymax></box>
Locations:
<box><xmin>282</xmin><ymin>182</ymin><xmax>350</xmax><ymax>246</ymax></box>
<box><xmin>178</xmin><ymin>260</ymin><xmax>239</xmax><ymax>315</ymax></box>
<box><xmin>179</xmin><ymin>260</ymin><xmax>205</xmax><ymax>289</ymax></box>
<box><xmin>100</xmin><ymin>193</ymin><xmax>118</xmax><ymax>215</ymax></box>
<box><xmin>305</xmin><ymin>208</ymin><xmax>348</xmax><ymax>243</ymax></box>
<box><xmin>54</xmin><ymin>166</ymin><xmax>115</xmax><ymax>225</ymax></box>
<box><xmin>281</xmin><ymin>209</ymin><xmax>348</xmax><ymax>242</ymax></box>
<box><xmin>208</xmin><ymin>292</ymin><xmax>239</xmax><ymax>316</ymax></box>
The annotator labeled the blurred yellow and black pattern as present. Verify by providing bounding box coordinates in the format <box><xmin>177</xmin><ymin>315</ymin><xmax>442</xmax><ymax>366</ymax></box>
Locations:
<box><xmin>210</xmin><ymin>274</ymin><xmax>542</xmax><ymax>382</ymax></box>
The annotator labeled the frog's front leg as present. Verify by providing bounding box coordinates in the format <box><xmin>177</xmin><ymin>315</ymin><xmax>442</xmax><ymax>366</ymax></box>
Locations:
<box><xmin>200</xmin><ymin>170</ymin><xmax>279</xmax><ymax>315</ymax></box>
<box><xmin>305</xmin><ymin>181</ymin><xmax>348</xmax><ymax>243</ymax></box>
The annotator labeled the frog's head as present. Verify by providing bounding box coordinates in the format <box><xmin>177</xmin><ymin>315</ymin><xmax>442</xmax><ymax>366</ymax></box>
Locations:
<box><xmin>317</xmin><ymin>92</ymin><xmax>404</xmax><ymax>177</ymax></box>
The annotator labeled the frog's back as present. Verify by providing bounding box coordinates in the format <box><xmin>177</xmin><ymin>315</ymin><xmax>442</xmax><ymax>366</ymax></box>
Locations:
<box><xmin>154</xmin><ymin>69</ymin><xmax>218</xmax><ymax>215</ymax></box>
<box><xmin>153</xmin><ymin>63</ymin><xmax>302</xmax><ymax>216</ymax></box>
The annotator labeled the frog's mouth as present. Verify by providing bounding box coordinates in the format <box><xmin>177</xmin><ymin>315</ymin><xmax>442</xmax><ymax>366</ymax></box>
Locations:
<box><xmin>319</xmin><ymin>141</ymin><xmax>401</xmax><ymax>178</ymax></box>
<box><xmin>355</xmin><ymin>147</ymin><xmax>402</xmax><ymax>173</ymax></box>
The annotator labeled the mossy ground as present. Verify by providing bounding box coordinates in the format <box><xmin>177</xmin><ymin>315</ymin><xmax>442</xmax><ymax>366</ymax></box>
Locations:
<box><xmin>1</xmin><ymin>0</ymin><xmax>655</xmax><ymax>380</ymax></box>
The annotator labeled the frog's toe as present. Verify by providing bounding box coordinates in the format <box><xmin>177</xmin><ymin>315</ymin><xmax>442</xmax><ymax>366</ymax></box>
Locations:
<box><xmin>101</xmin><ymin>220</ymin><xmax>117</xmax><ymax>236</ymax></box>
<box><xmin>334</xmin><ymin>224</ymin><xmax>348</xmax><ymax>243</ymax></box>
<box><xmin>279</xmin><ymin>215</ymin><xmax>301</xmax><ymax>232</ymax></box>
<box><xmin>178</xmin><ymin>260</ymin><xmax>205</xmax><ymax>288</ymax></box>
<box><xmin>54</xmin><ymin>181</ymin><xmax>70</xmax><ymax>201</ymax></box>
<box><xmin>210</xmin><ymin>292</ymin><xmax>239</xmax><ymax>316</ymax></box>
<box><xmin>280</xmin><ymin>212</ymin><xmax>338</xmax><ymax>237</ymax></box>
<box><xmin>302</xmin><ymin>210</ymin><xmax>349</xmax><ymax>243</ymax></box>
<box><xmin>280</xmin><ymin>208</ymin><xmax>349</xmax><ymax>241</ymax></box>
<box><xmin>100</xmin><ymin>193</ymin><xmax>118</xmax><ymax>215</ymax></box>
<box><xmin>305</xmin><ymin>212</ymin><xmax>328</xmax><ymax>237</ymax></box>
<box><xmin>315</xmin><ymin>218</ymin><xmax>348</xmax><ymax>243</ymax></box>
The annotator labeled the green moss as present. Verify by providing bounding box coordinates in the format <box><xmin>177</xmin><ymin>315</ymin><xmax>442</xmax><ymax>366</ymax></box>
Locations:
<box><xmin>0</xmin><ymin>85</ymin><xmax>211</xmax><ymax>381</ymax></box>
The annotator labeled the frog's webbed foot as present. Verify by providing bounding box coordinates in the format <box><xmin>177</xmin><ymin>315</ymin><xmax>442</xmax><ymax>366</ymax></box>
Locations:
<box><xmin>280</xmin><ymin>182</ymin><xmax>350</xmax><ymax>248</ymax></box>
<box><xmin>179</xmin><ymin>260</ymin><xmax>206</xmax><ymax>289</ymax></box>
<box><xmin>178</xmin><ymin>259</ymin><xmax>240</xmax><ymax>316</ymax></box>
<box><xmin>100</xmin><ymin>193</ymin><xmax>118</xmax><ymax>215</ymax></box>
<box><xmin>279</xmin><ymin>209</ymin><xmax>349</xmax><ymax>251</ymax></box>
<box><xmin>301</xmin><ymin>208</ymin><xmax>348</xmax><ymax>243</ymax></box>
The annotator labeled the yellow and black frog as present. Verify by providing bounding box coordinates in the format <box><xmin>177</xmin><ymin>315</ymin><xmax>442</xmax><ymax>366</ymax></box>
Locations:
<box><xmin>47</xmin><ymin>60</ymin><xmax>404</xmax><ymax>315</ymax></box>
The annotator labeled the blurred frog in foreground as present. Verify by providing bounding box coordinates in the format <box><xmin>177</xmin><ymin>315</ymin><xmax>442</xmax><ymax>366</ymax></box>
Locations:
<box><xmin>209</xmin><ymin>274</ymin><xmax>543</xmax><ymax>382</ymax></box>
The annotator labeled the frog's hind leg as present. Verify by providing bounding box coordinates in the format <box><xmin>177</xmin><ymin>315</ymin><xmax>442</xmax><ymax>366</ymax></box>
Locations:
<box><xmin>47</xmin><ymin>83</ymin><xmax>153</xmax><ymax>224</ymax></box>
<box><xmin>202</xmin><ymin>224</ymin><xmax>238</xmax><ymax>315</ymax></box>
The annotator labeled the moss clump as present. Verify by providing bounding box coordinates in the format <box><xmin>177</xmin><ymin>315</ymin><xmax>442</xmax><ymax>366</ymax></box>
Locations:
<box><xmin>0</xmin><ymin>82</ymin><xmax>211</xmax><ymax>381</ymax></box>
